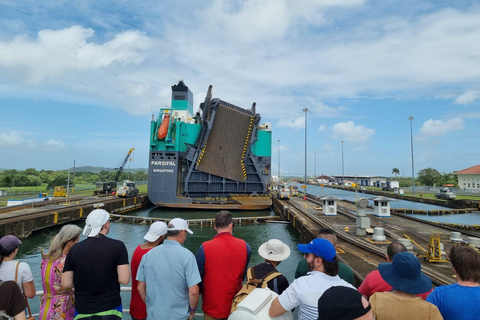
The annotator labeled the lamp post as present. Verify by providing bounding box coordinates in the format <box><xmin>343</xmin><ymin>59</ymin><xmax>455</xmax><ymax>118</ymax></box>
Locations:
<box><xmin>277</xmin><ymin>139</ymin><xmax>280</xmax><ymax>182</ymax></box>
<box><xmin>314</xmin><ymin>151</ymin><xmax>317</xmax><ymax>181</ymax></box>
<box><xmin>408</xmin><ymin>116</ymin><xmax>415</xmax><ymax>197</ymax></box>
<box><xmin>303</xmin><ymin>108</ymin><xmax>309</xmax><ymax>192</ymax></box>
<box><xmin>341</xmin><ymin>140</ymin><xmax>344</xmax><ymax>184</ymax></box>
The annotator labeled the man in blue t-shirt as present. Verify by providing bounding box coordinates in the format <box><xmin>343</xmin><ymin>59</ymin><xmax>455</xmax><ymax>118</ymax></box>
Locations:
<box><xmin>427</xmin><ymin>244</ymin><xmax>480</xmax><ymax>320</ymax></box>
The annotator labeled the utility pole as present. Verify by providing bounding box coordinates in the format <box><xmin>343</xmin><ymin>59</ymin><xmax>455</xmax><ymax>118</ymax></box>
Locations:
<box><xmin>341</xmin><ymin>141</ymin><xmax>345</xmax><ymax>184</ymax></box>
<box><xmin>314</xmin><ymin>151</ymin><xmax>317</xmax><ymax>180</ymax></box>
<box><xmin>278</xmin><ymin>139</ymin><xmax>280</xmax><ymax>182</ymax></box>
<box><xmin>408</xmin><ymin>116</ymin><xmax>415</xmax><ymax>197</ymax></box>
<box><xmin>303</xmin><ymin>108</ymin><xmax>309</xmax><ymax>192</ymax></box>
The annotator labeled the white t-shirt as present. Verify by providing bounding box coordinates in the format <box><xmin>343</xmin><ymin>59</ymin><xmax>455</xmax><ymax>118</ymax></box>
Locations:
<box><xmin>278</xmin><ymin>271</ymin><xmax>355</xmax><ymax>320</ymax></box>
<box><xmin>0</xmin><ymin>260</ymin><xmax>34</xmax><ymax>293</ymax></box>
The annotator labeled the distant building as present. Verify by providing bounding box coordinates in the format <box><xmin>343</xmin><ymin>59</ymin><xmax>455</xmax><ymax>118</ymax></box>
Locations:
<box><xmin>315</xmin><ymin>175</ymin><xmax>334</xmax><ymax>184</ymax></box>
<box><xmin>332</xmin><ymin>175</ymin><xmax>388</xmax><ymax>187</ymax></box>
<box><xmin>454</xmin><ymin>165</ymin><xmax>480</xmax><ymax>191</ymax></box>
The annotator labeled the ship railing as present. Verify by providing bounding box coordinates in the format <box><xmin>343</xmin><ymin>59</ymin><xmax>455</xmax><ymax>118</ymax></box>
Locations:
<box><xmin>32</xmin><ymin>287</ymin><xmax>204</xmax><ymax>317</ymax></box>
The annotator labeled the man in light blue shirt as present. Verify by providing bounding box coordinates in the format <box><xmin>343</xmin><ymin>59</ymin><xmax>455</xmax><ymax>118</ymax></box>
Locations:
<box><xmin>137</xmin><ymin>218</ymin><xmax>201</xmax><ymax>320</ymax></box>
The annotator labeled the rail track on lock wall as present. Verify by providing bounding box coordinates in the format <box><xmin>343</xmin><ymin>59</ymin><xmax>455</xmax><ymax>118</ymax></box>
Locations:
<box><xmin>285</xmin><ymin>197</ymin><xmax>456</xmax><ymax>287</ymax></box>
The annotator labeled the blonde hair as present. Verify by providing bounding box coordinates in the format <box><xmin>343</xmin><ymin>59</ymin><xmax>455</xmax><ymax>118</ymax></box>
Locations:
<box><xmin>41</xmin><ymin>224</ymin><xmax>82</xmax><ymax>261</ymax></box>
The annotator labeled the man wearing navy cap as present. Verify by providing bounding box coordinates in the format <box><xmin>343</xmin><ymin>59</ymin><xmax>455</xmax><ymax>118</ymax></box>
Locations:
<box><xmin>269</xmin><ymin>238</ymin><xmax>355</xmax><ymax>320</ymax></box>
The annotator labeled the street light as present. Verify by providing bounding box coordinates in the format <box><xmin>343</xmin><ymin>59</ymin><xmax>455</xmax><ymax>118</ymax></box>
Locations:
<box><xmin>277</xmin><ymin>139</ymin><xmax>280</xmax><ymax>182</ymax></box>
<box><xmin>408</xmin><ymin>116</ymin><xmax>415</xmax><ymax>197</ymax></box>
<box><xmin>314</xmin><ymin>151</ymin><xmax>317</xmax><ymax>180</ymax></box>
<box><xmin>341</xmin><ymin>141</ymin><xmax>344</xmax><ymax>184</ymax></box>
<box><xmin>303</xmin><ymin>108</ymin><xmax>309</xmax><ymax>192</ymax></box>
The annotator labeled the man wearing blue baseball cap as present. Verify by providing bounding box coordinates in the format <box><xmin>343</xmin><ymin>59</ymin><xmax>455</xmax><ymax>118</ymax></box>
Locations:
<box><xmin>269</xmin><ymin>238</ymin><xmax>355</xmax><ymax>320</ymax></box>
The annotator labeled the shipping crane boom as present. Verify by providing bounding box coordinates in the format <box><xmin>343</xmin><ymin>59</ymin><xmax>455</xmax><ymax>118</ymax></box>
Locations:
<box><xmin>113</xmin><ymin>148</ymin><xmax>135</xmax><ymax>182</ymax></box>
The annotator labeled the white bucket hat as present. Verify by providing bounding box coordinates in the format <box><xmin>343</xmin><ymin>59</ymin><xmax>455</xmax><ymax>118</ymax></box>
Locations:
<box><xmin>258</xmin><ymin>239</ymin><xmax>291</xmax><ymax>262</ymax></box>
<box><xmin>167</xmin><ymin>218</ymin><xmax>193</xmax><ymax>234</ymax></box>
<box><xmin>144</xmin><ymin>221</ymin><xmax>168</xmax><ymax>242</ymax></box>
<box><xmin>83</xmin><ymin>209</ymin><xmax>110</xmax><ymax>237</ymax></box>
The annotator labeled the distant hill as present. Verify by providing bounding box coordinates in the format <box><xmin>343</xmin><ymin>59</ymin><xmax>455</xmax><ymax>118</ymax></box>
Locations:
<box><xmin>68</xmin><ymin>166</ymin><xmax>147</xmax><ymax>174</ymax></box>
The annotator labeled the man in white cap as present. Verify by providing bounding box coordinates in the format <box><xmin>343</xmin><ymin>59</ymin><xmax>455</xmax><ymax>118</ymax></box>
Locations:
<box><xmin>137</xmin><ymin>218</ymin><xmax>201</xmax><ymax>320</ymax></box>
<box><xmin>253</xmin><ymin>239</ymin><xmax>291</xmax><ymax>295</ymax></box>
<box><xmin>62</xmin><ymin>209</ymin><xmax>130</xmax><ymax>320</ymax></box>
<box><xmin>130</xmin><ymin>221</ymin><xmax>167</xmax><ymax>320</ymax></box>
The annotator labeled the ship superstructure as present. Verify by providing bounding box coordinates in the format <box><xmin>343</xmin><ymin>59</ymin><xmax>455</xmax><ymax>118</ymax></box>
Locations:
<box><xmin>148</xmin><ymin>81</ymin><xmax>272</xmax><ymax>209</ymax></box>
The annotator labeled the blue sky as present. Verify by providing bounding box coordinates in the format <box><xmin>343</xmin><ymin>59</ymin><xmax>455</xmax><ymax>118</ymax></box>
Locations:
<box><xmin>0</xmin><ymin>0</ymin><xmax>479</xmax><ymax>178</ymax></box>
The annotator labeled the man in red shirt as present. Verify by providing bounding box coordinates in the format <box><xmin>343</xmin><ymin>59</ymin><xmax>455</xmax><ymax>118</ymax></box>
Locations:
<box><xmin>358</xmin><ymin>241</ymin><xmax>432</xmax><ymax>299</ymax></box>
<box><xmin>196</xmin><ymin>211</ymin><xmax>251</xmax><ymax>320</ymax></box>
<box><xmin>130</xmin><ymin>221</ymin><xmax>167</xmax><ymax>320</ymax></box>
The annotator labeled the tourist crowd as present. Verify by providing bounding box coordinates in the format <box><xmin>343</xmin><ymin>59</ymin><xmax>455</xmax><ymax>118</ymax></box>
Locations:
<box><xmin>1</xmin><ymin>208</ymin><xmax>480</xmax><ymax>320</ymax></box>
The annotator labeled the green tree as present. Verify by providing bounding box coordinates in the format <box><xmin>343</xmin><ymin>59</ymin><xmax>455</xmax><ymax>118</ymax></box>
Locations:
<box><xmin>417</xmin><ymin>168</ymin><xmax>442</xmax><ymax>186</ymax></box>
<box><xmin>392</xmin><ymin>168</ymin><xmax>400</xmax><ymax>180</ymax></box>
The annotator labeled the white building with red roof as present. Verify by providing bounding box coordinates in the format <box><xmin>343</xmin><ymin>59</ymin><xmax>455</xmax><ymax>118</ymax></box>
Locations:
<box><xmin>454</xmin><ymin>165</ymin><xmax>480</xmax><ymax>191</ymax></box>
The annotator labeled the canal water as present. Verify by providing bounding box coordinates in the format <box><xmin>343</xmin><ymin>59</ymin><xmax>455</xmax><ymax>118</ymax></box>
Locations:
<box><xmin>15</xmin><ymin>207</ymin><xmax>302</xmax><ymax>319</ymax></box>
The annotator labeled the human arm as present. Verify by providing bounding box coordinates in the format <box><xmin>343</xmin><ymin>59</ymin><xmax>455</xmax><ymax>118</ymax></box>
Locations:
<box><xmin>195</xmin><ymin>245</ymin><xmax>205</xmax><ymax>291</ymax></box>
<box><xmin>269</xmin><ymin>297</ymin><xmax>288</xmax><ymax>317</ymax></box>
<box><xmin>22</xmin><ymin>280</ymin><xmax>36</xmax><ymax>299</ymax></box>
<box><xmin>137</xmin><ymin>281</ymin><xmax>147</xmax><ymax>303</ymax></box>
<box><xmin>13</xmin><ymin>310</ymin><xmax>27</xmax><ymax>320</ymax></box>
<box><xmin>244</xmin><ymin>242</ymin><xmax>252</xmax><ymax>279</ymax></box>
<box><xmin>188</xmin><ymin>284</ymin><xmax>199</xmax><ymax>320</ymax></box>
<box><xmin>117</xmin><ymin>264</ymin><xmax>130</xmax><ymax>285</ymax></box>
<box><xmin>61</xmin><ymin>271</ymin><xmax>74</xmax><ymax>290</ymax></box>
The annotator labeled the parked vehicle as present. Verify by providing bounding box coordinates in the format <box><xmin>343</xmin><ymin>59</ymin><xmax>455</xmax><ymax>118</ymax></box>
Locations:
<box><xmin>276</xmin><ymin>185</ymin><xmax>290</xmax><ymax>199</ymax></box>
<box><xmin>435</xmin><ymin>188</ymin><xmax>456</xmax><ymax>200</ymax></box>
<box><xmin>116</xmin><ymin>180</ymin><xmax>139</xmax><ymax>198</ymax></box>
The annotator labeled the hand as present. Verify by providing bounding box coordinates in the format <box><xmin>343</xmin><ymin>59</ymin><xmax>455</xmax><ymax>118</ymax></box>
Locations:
<box><xmin>188</xmin><ymin>310</ymin><xmax>196</xmax><ymax>320</ymax></box>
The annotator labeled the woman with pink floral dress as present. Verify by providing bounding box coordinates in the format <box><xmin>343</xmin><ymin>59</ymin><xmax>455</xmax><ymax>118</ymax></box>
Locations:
<box><xmin>40</xmin><ymin>225</ymin><xmax>82</xmax><ymax>320</ymax></box>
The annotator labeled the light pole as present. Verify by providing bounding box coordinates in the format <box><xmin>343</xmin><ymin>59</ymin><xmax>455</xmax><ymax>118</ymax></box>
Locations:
<box><xmin>341</xmin><ymin>141</ymin><xmax>344</xmax><ymax>184</ymax></box>
<box><xmin>277</xmin><ymin>139</ymin><xmax>280</xmax><ymax>182</ymax></box>
<box><xmin>408</xmin><ymin>116</ymin><xmax>415</xmax><ymax>197</ymax></box>
<box><xmin>314</xmin><ymin>151</ymin><xmax>317</xmax><ymax>181</ymax></box>
<box><xmin>303</xmin><ymin>108</ymin><xmax>309</xmax><ymax>192</ymax></box>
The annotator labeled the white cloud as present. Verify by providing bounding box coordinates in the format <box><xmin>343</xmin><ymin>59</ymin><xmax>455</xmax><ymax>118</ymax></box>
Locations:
<box><xmin>277</xmin><ymin>116</ymin><xmax>305</xmax><ymax>129</ymax></box>
<box><xmin>331</xmin><ymin>121</ymin><xmax>375</xmax><ymax>142</ymax></box>
<box><xmin>418</xmin><ymin>117</ymin><xmax>464</xmax><ymax>139</ymax></box>
<box><xmin>45</xmin><ymin>139</ymin><xmax>66</xmax><ymax>149</ymax></box>
<box><xmin>455</xmin><ymin>90</ymin><xmax>479</xmax><ymax>104</ymax></box>
<box><xmin>0</xmin><ymin>131</ymin><xmax>27</xmax><ymax>146</ymax></box>
<box><xmin>323</xmin><ymin>144</ymin><xmax>334</xmax><ymax>152</ymax></box>
<box><xmin>318</xmin><ymin>125</ymin><xmax>327</xmax><ymax>132</ymax></box>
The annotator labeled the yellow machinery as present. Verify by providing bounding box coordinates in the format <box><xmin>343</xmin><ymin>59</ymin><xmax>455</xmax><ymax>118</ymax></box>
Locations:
<box><xmin>404</xmin><ymin>233</ymin><xmax>449</xmax><ymax>263</ymax></box>
<box><xmin>53</xmin><ymin>186</ymin><xmax>67</xmax><ymax>197</ymax></box>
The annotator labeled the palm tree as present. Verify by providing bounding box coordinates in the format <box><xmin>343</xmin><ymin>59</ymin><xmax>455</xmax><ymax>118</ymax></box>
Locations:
<box><xmin>392</xmin><ymin>168</ymin><xmax>400</xmax><ymax>180</ymax></box>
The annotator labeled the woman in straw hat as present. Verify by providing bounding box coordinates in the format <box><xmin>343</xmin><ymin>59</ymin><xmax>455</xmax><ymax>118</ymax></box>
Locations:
<box><xmin>369</xmin><ymin>252</ymin><xmax>443</xmax><ymax>320</ymax></box>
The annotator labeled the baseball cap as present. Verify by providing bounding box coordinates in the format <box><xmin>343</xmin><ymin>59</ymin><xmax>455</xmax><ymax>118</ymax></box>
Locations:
<box><xmin>144</xmin><ymin>221</ymin><xmax>168</xmax><ymax>242</ymax></box>
<box><xmin>83</xmin><ymin>209</ymin><xmax>110</xmax><ymax>237</ymax></box>
<box><xmin>317</xmin><ymin>286</ymin><xmax>371</xmax><ymax>320</ymax></box>
<box><xmin>0</xmin><ymin>235</ymin><xmax>22</xmax><ymax>252</ymax></box>
<box><xmin>168</xmin><ymin>218</ymin><xmax>193</xmax><ymax>234</ymax></box>
<box><xmin>297</xmin><ymin>238</ymin><xmax>336</xmax><ymax>262</ymax></box>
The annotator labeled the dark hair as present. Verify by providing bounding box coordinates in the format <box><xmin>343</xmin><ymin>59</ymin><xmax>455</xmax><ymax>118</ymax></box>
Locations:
<box><xmin>215</xmin><ymin>210</ymin><xmax>233</xmax><ymax>229</ymax></box>
<box><xmin>449</xmin><ymin>244</ymin><xmax>480</xmax><ymax>283</ymax></box>
<box><xmin>317</xmin><ymin>254</ymin><xmax>338</xmax><ymax>276</ymax></box>
<box><xmin>387</xmin><ymin>242</ymin><xmax>407</xmax><ymax>260</ymax></box>
<box><xmin>318</xmin><ymin>228</ymin><xmax>337</xmax><ymax>245</ymax></box>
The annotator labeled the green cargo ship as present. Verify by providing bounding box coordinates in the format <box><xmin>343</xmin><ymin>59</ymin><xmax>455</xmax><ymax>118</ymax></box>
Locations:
<box><xmin>148</xmin><ymin>81</ymin><xmax>272</xmax><ymax>210</ymax></box>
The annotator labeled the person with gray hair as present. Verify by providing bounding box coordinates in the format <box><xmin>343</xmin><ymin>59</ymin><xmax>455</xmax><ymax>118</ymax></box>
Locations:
<box><xmin>359</xmin><ymin>241</ymin><xmax>432</xmax><ymax>299</ymax></box>
<box><xmin>39</xmin><ymin>224</ymin><xmax>82</xmax><ymax>320</ymax></box>
<box><xmin>137</xmin><ymin>218</ymin><xmax>200</xmax><ymax>320</ymax></box>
